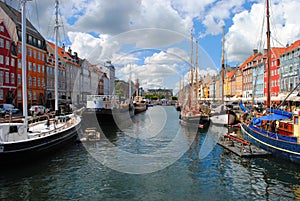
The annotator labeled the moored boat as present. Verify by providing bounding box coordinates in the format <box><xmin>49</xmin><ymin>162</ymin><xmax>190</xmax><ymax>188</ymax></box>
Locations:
<box><xmin>0</xmin><ymin>0</ymin><xmax>82</xmax><ymax>166</ymax></box>
<box><xmin>83</xmin><ymin>95</ymin><xmax>134</xmax><ymax>125</ymax></box>
<box><xmin>240</xmin><ymin>0</ymin><xmax>300</xmax><ymax>164</ymax></box>
<box><xmin>0</xmin><ymin>114</ymin><xmax>81</xmax><ymax>164</ymax></box>
<box><xmin>133</xmin><ymin>96</ymin><xmax>147</xmax><ymax>114</ymax></box>
<box><xmin>210</xmin><ymin>104</ymin><xmax>237</xmax><ymax>126</ymax></box>
<box><xmin>241</xmin><ymin>109</ymin><xmax>300</xmax><ymax>163</ymax></box>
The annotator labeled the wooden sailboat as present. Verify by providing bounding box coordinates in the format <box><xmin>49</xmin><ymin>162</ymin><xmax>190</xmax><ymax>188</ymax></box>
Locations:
<box><xmin>179</xmin><ymin>34</ymin><xmax>210</xmax><ymax>129</ymax></box>
<box><xmin>240</xmin><ymin>0</ymin><xmax>300</xmax><ymax>164</ymax></box>
<box><xmin>210</xmin><ymin>27</ymin><xmax>237</xmax><ymax>126</ymax></box>
<box><xmin>0</xmin><ymin>0</ymin><xmax>81</xmax><ymax>165</ymax></box>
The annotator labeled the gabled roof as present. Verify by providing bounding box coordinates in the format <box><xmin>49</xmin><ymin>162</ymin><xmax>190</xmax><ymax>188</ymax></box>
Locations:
<box><xmin>226</xmin><ymin>69</ymin><xmax>236</xmax><ymax>79</ymax></box>
<box><xmin>0</xmin><ymin>1</ymin><xmax>44</xmax><ymax>41</ymax></box>
<box><xmin>239</xmin><ymin>52</ymin><xmax>261</xmax><ymax>70</ymax></box>
<box><xmin>283</xmin><ymin>40</ymin><xmax>300</xmax><ymax>54</ymax></box>
<box><xmin>47</xmin><ymin>41</ymin><xmax>79</xmax><ymax>66</ymax></box>
<box><xmin>271</xmin><ymin>47</ymin><xmax>286</xmax><ymax>58</ymax></box>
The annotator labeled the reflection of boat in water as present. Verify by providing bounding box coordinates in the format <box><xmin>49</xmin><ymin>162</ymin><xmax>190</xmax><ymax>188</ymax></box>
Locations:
<box><xmin>0</xmin><ymin>1</ymin><xmax>81</xmax><ymax>165</ymax></box>
<box><xmin>83</xmin><ymin>95</ymin><xmax>134</xmax><ymax>125</ymax></box>
<box><xmin>79</xmin><ymin>127</ymin><xmax>100</xmax><ymax>142</ymax></box>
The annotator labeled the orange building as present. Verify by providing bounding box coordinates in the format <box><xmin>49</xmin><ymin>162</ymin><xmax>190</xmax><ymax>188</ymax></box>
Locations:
<box><xmin>0</xmin><ymin>1</ymin><xmax>47</xmax><ymax>109</ymax></box>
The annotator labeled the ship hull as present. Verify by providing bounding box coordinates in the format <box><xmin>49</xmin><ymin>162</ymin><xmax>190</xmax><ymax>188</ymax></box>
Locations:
<box><xmin>241</xmin><ymin>123</ymin><xmax>300</xmax><ymax>164</ymax></box>
<box><xmin>0</xmin><ymin>116</ymin><xmax>81</xmax><ymax>166</ymax></box>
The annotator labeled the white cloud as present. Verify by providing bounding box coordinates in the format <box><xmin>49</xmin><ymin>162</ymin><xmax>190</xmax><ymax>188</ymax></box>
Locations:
<box><xmin>226</xmin><ymin>0</ymin><xmax>300</xmax><ymax>63</ymax></box>
<box><xmin>6</xmin><ymin>0</ymin><xmax>300</xmax><ymax>90</ymax></box>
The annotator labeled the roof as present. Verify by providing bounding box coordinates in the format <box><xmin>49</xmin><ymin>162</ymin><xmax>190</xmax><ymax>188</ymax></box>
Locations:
<box><xmin>272</xmin><ymin>47</ymin><xmax>286</xmax><ymax>58</ymax></box>
<box><xmin>239</xmin><ymin>52</ymin><xmax>261</xmax><ymax>70</ymax></box>
<box><xmin>0</xmin><ymin>1</ymin><xmax>44</xmax><ymax>42</ymax></box>
<box><xmin>283</xmin><ymin>40</ymin><xmax>300</xmax><ymax>54</ymax></box>
<box><xmin>226</xmin><ymin>69</ymin><xmax>236</xmax><ymax>79</ymax></box>
<box><xmin>47</xmin><ymin>41</ymin><xmax>80</xmax><ymax>66</ymax></box>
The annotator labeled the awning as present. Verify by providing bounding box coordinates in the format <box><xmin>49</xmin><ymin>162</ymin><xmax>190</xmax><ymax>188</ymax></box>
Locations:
<box><xmin>252</xmin><ymin>109</ymin><xmax>292</xmax><ymax>125</ymax></box>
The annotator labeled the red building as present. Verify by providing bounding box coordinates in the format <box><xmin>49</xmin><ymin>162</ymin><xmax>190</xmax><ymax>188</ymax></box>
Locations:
<box><xmin>0</xmin><ymin>19</ymin><xmax>17</xmax><ymax>105</ymax></box>
<box><xmin>264</xmin><ymin>47</ymin><xmax>285</xmax><ymax>98</ymax></box>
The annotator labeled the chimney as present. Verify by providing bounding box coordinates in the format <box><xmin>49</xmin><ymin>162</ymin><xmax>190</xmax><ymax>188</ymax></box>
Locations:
<box><xmin>68</xmin><ymin>46</ymin><xmax>72</xmax><ymax>55</ymax></box>
<box><xmin>253</xmin><ymin>49</ymin><xmax>258</xmax><ymax>55</ymax></box>
<box><xmin>61</xmin><ymin>43</ymin><xmax>65</xmax><ymax>54</ymax></box>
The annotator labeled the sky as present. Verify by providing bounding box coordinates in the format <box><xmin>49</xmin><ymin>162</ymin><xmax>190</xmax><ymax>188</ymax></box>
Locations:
<box><xmin>7</xmin><ymin>0</ymin><xmax>300</xmax><ymax>94</ymax></box>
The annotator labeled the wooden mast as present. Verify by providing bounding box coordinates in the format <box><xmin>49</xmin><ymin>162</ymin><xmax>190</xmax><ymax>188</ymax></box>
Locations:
<box><xmin>188</xmin><ymin>31</ymin><xmax>194</xmax><ymax>110</ymax></box>
<box><xmin>266</xmin><ymin>0</ymin><xmax>271</xmax><ymax>108</ymax></box>
<box><xmin>195</xmin><ymin>40</ymin><xmax>199</xmax><ymax>109</ymax></box>
<box><xmin>221</xmin><ymin>26</ymin><xmax>225</xmax><ymax>104</ymax></box>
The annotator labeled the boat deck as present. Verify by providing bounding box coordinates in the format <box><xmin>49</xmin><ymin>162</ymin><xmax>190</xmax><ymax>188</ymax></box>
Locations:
<box><xmin>217</xmin><ymin>133</ymin><xmax>271</xmax><ymax>157</ymax></box>
<box><xmin>2</xmin><ymin>116</ymin><xmax>77</xmax><ymax>143</ymax></box>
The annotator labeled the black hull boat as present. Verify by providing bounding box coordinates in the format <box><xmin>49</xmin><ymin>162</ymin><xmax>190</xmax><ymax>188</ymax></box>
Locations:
<box><xmin>0</xmin><ymin>114</ymin><xmax>81</xmax><ymax>165</ymax></box>
<box><xmin>133</xmin><ymin>96</ymin><xmax>147</xmax><ymax>114</ymax></box>
<box><xmin>83</xmin><ymin>107</ymin><xmax>134</xmax><ymax>126</ymax></box>
<box><xmin>84</xmin><ymin>95</ymin><xmax>134</xmax><ymax>125</ymax></box>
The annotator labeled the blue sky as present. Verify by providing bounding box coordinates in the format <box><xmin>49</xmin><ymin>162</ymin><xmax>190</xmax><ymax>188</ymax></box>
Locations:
<box><xmin>7</xmin><ymin>0</ymin><xmax>300</xmax><ymax>93</ymax></box>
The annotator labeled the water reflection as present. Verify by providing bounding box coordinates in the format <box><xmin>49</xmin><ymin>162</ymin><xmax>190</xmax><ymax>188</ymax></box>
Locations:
<box><xmin>0</xmin><ymin>106</ymin><xmax>298</xmax><ymax>200</ymax></box>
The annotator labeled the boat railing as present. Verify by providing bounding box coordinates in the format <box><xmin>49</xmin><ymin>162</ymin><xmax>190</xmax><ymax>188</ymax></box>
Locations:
<box><xmin>248</xmin><ymin>123</ymin><xmax>298</xmax><ymax>143</ymax></box>
<box><xmin>86</xmin><ymin>95</ymin><xmax>120</xmax><ymax>109</ymax></box>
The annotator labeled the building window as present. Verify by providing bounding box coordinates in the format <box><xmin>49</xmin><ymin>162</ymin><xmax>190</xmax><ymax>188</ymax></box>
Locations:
<box><xmin>38</xmin><ymin>52</ymin><xmax>41</xmax><ymax>60</ymax></box>
<box><xmin>28</xmin><ymin>62</ymin><xmax>32</xmax><ymax>71</ymax></box>
<box><xmin>5</xmin><ymin>72</ymin><xmax>9</xmax><ymax>83</ymax></box>
<box><xmin>0</xmin><ymin>25</ymin><xmax>4</xmax><ymax>32</ymax></box>
<box><xmin>33</xmin><ymin>63</ymin><xmax>36</xmax><ymax>72</ymax></box>
<box><xmin>38</xmin><ymin>77</ymin><xmax>40</xmax><ymax>86</ymax></box>
<box><xmin>0</xmin><ymin>71</ymin><xmax>3</xmax><ymax>86</ymax></box>
<box><xmin>18</xmin><ymin>74</ymin><xmax>21</xmax><ymax>85</ymax></box>
<box><xmin>33</xmin><ymin>50</ymin><xmax>36</xmax><ymax>59</ymax></box>
<box><xmin>28</xmin><ymin>35</ymin><xmax>32</xmax><ymax>44</ymax></box>
<box><xmin>11</xmin><ymin>58</ymin><xmax>15</xmax><ymax>67</ymax></box>
<box><xmin>33</xmin><ymin>92</ymin><xmax>36</xmax><ymax>101</ymax></box>
<box><xmin>6</xmin><ymin>40</ymin><xmax>10</xmax><ymax>49</ymax></box>
<box><xmin>5</xmin><ymin>56</ymin><xmax>9</xmax><ymax>66</ymax></box>
<box><xmin>0</xmin><ymin>38</ymin><xmax>4</xmax><ymax>48</ymax></box>
<box><xmin>18</xmin><ymin>90</ymin><xmax>21</xmax><ymax>100</ymax></box>
<box><xmin>33</xmin><ymin>77</ymin><xmax>36</xmax><ymax>86</ymax></box>
<box><xmin>18</xmin><ymin>60</ymin><xmax>21</xmax><ymax>68</ymax></box>
<box><xmin>28</xmin><ymin>48</ymin><xmax>32</xmax><ymax>57</ymax></box>
<box><xmin>0</xmin><ymin>55</ymin><xmax>3</xmax><ymax>64</ymax></box>
<box><xmin>11</xmin><ymin>73</ymin><xmax>15</xmax><ymax>84</ymax></box>
<box><xmin>28</xmin><ymin>76</ymin><xmax>32</xmax><ymax>86</ymax></box>
<box><xmin>0</xmin><ymin>89</ymin><xmax>3</xmax><ymax>100</ymax></box>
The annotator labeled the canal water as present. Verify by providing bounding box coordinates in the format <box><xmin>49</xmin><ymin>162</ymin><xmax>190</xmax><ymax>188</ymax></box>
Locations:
<box><xmin>0</xmin><ymin>106</ymin><xmax>299</xmax><ymax>200</ymax></box>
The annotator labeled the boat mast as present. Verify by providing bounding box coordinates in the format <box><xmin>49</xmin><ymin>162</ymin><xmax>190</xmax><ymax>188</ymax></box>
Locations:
<box><xmin>221</xmin><ymin>26</ymin><xmax>225</xmax><ymax>104</ymax></box>
<box><xmin>188</xmin><ymin>32</ymin><xmax>194</xmax><ymax>110</ymax></box>
<box><xmin>21</xmin><ymin>0</ymin><xmax>29</xmax><ymax>126</ymax></box>
<box><xmin>129</xmin><ymin>64</ymin><xmax>132</xmax><ymax>100</ymax></box>
<box><xmin>195</xmin><ymin>40</ymin><xmax>199</xmax><ymax>109</ymax></box>
<box><xmin>266</xmin><ymin>0</ymin><xmax>271</xmax><ymax>108</ymax></box>
<box><xmin>54</xmin><ymin>0</ymin><xmax>59</xmax><ymax>114</ymax></box>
